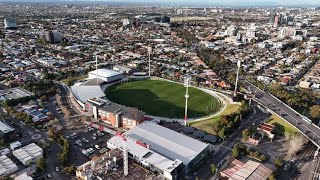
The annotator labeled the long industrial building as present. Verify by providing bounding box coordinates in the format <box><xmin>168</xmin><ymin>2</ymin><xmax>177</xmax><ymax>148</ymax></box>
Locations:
<box><xmin>0</xmin><ymin>121</ymin><xmax>18</xmax><ymax>143</ymax></box>
<box><xmin>13</xmin><ymin>143</ymin><xmax>43</xmax><ymax>166</ymax></box>
<box><xmin>107</xmin><ymin>121</ymin><xmax>209</xmax><ymax>179</ymax></box>
<box><xmin>0</xmin><ymin>155</ymin><xmax>18</xmax><ymax>176</ymax></box>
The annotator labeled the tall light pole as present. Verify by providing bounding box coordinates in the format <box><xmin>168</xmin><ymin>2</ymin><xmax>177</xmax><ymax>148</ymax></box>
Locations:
<box><xmin>184</xmin><ymin>76</ymin><xmax>190</xmax><ymax>126</ymax></box>
<box><xmin>148</xmin><ymin>47</ymin><xmax>152</xmax><ymax>77</ymax></box>
<box><xmin>95</xmin><ymin>55</ymin><xmax>99</xmax><ymax>86</ymax></box>
<box><xmin>234</xmin><ymin>59</ymin><xmax>241</xmax><ymax>98</ymax></box>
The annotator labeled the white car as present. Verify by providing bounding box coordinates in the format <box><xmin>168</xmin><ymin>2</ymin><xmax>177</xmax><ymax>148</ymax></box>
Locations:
<box><xmin>95</xmin><ymin>145</ymin><xmax>100</xmax><ymax>150</ymax></box>
<box><xmin>82</xmin><ymin>150</ymin><xmax>89</xmax><ymax>156</ymax></box>
<box><xmin>56</xmin><ymin>167</ymin><xmax>59</xmax><ymax>172</ymax></box>
<box><xmin>88</xmin><ymin>148</ymin><xmax>94</xmax><ymax>154</ymax></box>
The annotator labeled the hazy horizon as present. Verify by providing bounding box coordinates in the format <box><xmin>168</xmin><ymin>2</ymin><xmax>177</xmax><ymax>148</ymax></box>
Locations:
<box><xmin>1</xmin><ymin>0</ymin><xmax>320</xmax><ymax>7</ymax></box>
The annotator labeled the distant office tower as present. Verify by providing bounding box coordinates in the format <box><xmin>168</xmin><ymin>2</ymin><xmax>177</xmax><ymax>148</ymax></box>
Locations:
<box><xmin>274</xmin><ymin>16</ymin><xmax>279</xmax><ymax>27</ymax></box>
<box><xmin>283</xmin><ymin>16</ymin><xmax>294</xmax><ymax>25</ymax></box>
<box><xmin>279</xmin><ymin>14</ymin><xmax>284</xmax><ymax>25</ymax></box>
<box><xmin>279</xmin><ymin>28</ymin><xmax>286</xmax><ymax>38</ymax></box>
<box><xmin>236</xmin><ymin>32</ymin><xmax>242</xmax><ymax>41</ymax></box>
<box><xmin>122</xmin><ymin>19</ymin><xmax>131</xmax><ymax>26</ymax></box>
<box><xmin>177</xmin><ymin>9</ymin><xmax>183</xmax><ymax>14</ymax></box>
<box><xmin>4</xmin><ymin>18</ymin><xmax>17</xmax><ymax>29</ymax></box>
<box><xmin>278</xmin><ymin>27</ymin><xmax>298</xmax><ymax>38</ymax></box>
<box><xmin>269</xmin><ymin>12</ymin><xmax>276</xmax><ymax>23</ymax></box>
<box><xmin>226</xmin><ymin>26</ymin><xmax>238</xmax><ymax>36</ymax></box>
<box><xmin>45</xmin><ymin>30</ymin><xmax>63</xmax><ymax>44</ymax></box>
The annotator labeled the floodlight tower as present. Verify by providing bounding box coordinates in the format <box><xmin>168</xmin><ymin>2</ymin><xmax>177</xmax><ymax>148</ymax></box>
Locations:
<box><xmin>148</xmin><ymin>47</ymin><xmax>152</xmax><ymax>77</ymax></box>
<box><xmin>184</xmin><ymin>76</ymin><xmax>190</xmax><ymax>126</ymax></box>
<box><xmin>234</xmin><ymin>60</ymin><xmax>241</xmax><ymax>98</ymax></box>
<box><xmin>96</xmin><ymin>55</ymin><xmax>99</xmax><ymax>86</ymax></box>
<box><xmin>123</xmin><ymin>140</ymin><xmax>128</xmax><ymax>176</ymax></box>
<box><xmin>117</xmin><ymin>133</ymin><xmax>129</xmax><ymax>176</ymax></box>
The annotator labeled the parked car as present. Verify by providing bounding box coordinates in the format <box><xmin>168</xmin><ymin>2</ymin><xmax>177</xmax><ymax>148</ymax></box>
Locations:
<box><xmin>95</xmin><ymin>145</ymin><xmax>100</xmax><ymax>150</ymax></box>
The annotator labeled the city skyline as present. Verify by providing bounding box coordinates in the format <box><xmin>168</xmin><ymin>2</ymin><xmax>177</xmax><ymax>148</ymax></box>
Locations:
<box><xmin>2</xmin><ymin>0</ymin><xmax>320</xmax><ymax>7</ymax></box>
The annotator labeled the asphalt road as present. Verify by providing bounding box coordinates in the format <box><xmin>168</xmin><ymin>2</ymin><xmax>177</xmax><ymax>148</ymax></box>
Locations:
<box><xmin>242</xmin><ymin>80</ymin><xmax>320</xmax><ymax>147</ymax></box>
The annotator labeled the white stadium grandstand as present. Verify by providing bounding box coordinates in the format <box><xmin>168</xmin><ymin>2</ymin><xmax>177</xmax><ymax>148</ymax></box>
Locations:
<box><xmin>88</xmin><ymin>69</ymin><xmax>123</xmax><ymax>83</ymax></box>
<box><xmin>71</xmin><ymin>69</ymin><xmax>123</xmax><ymax>109</ymax></box>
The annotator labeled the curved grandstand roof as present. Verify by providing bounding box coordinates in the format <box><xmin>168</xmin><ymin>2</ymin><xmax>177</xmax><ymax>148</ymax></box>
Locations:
<box><xmin>88</xmin><ymin>69</ymin><xmax>121</xmax><ymax>78</ymax></box>
<box><xmin>71</xmin><ymin>79</ymin><xmax>105</xmax><ymax>103</ymax></box>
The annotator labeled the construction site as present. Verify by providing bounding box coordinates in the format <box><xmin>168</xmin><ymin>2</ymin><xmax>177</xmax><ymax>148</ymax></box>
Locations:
<box><xmin>75</xmin><ymin>148</ymin><xmax>160</xmax><ymax>180</ymax></box>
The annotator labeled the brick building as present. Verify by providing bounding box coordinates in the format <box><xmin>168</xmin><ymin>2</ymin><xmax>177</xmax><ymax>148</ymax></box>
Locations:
<box><xmin>86</xmin><ymin>97</ymin><xmax>145</xmax><ymax>129</ymax></box>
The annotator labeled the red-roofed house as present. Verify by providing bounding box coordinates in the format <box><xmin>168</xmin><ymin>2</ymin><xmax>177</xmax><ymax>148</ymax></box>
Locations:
<box><xmin>221</xmin><ymin>159</ymin><xmax>273</xmax><ymax>180</ymax></box>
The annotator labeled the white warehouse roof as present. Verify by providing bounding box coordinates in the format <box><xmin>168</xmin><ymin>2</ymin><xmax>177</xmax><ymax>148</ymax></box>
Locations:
<box><xmin>125</xmin><ymin>122</ymin><xmax>209</xmax><ymax>165</ymax></box>
<box><xmin>0</xmin><ymin>121</ymin><xmax>15</xmax><ymax>134</ymax></box>
<box><xmin>0</xmin><ymin>155</ymin><xmax>18</xmax><ymax>176</ymax></box>
<box><xmin>116</xmin><ymin>121</ymin><xmax>208</xmax><ymax>166</ymax></box>
<box><xmin>13</xmin><ymin>143</ymin><xmax>43</xmax><ymax>165</ymax></box>
<box><xmin>88</xmin><ymin>69</ymin><xmax>122</xmax><ymax>78</ymax></box>
<box><xmin>108</xmin><ymin>135</ymin><xmax>179</xmax><ymax>172</ymax></box>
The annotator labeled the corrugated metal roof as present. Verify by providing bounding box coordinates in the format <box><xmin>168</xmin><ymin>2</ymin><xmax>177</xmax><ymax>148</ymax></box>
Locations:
<box><xmin>0</xmin><ymin>155</ymin><xmax>18</xmax><ymax>176</ymax></box>
<box><xmin>13</xmin><ymin>143</ymin><xmax>43</xmax><ymax>163</ymax></box>
<box><xmin>0</xmin><ymin>121</ymin><xmax>15</xmax><ymax>134</ymax></box>
<box><xmin>108</xmin><ymin>136</ymin><xmax>175</xmax><ymax>171</ymax></box>
<box><xmin>124</xmin><ymin>121</ymin><xmax>209</xmax><ymax>165</ymax></box>
<box><xmin>230</xmin><ymin>160</ymin><xmax>273</xmax><ymax>180</ymax></box>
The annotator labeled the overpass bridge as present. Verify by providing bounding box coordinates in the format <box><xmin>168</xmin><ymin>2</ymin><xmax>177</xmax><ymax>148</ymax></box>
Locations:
<box><xmin>241</xmin><ymin>80</ymin><xmax>320</xmax><ymax>148</ymax></box>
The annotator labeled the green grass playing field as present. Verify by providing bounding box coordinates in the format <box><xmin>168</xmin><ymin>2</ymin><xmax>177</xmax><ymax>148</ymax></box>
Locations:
<box><xmin>105</xmin><ymin>79</ymin><xmax>221</xmax><ymax>118</ymax></box>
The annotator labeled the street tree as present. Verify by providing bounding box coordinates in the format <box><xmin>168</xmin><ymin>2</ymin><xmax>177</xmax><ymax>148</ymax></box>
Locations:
<box><xmin>218</xmin><ymin>127</ymin><xmax>226</xmax><ymax>140</ymax></box>
<box><xmin>210</xmin><ymin>164</ymin><xmax>217</xmax><ymax>174</ymax></box>
<box><xmin>36</xmin><ymin>157</ymin><xmax>46</xmax><ymax>171</ymax></box>
<box><xmin>242</xmin><ymin>128</ymin><xmax>251</xmax><ymax>141</ymax></box>
<box><xmin>232</xmin><ymin>146</ymin><xmax>239</xmax><ymax>158</ymax></box>
<box><xmin>274</xmin><ymin>158</ymin><xmax>283</xmax><ymax>167</ymax></box>
<box><xmin>310</xmin><ymin>105</ymin><xmax>320</xmax><ymax>119</ymax></box>
<box><xmin>287</xmin><ymin>135</ymin><xmax>307</xmax><ymax>158</ymax></box>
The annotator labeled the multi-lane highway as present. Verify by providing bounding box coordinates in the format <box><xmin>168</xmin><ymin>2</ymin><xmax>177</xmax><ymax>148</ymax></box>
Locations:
<box><xmin>242</xmin><ymin>80</ymin><xmax>320</xmax><ymax>147</ymax></box>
